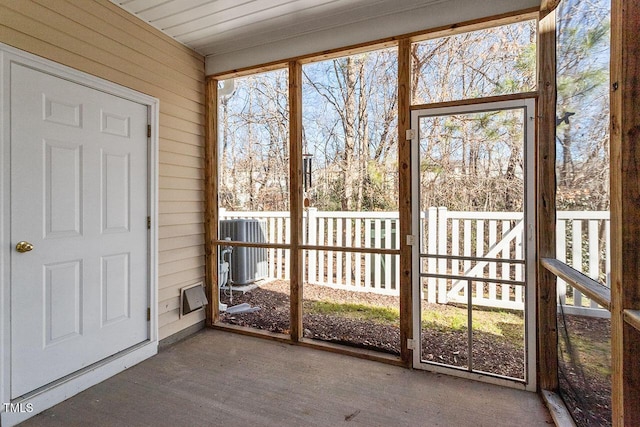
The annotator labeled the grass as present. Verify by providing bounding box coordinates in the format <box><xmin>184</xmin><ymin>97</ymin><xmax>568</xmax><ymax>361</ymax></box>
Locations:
<box><xmin>305</xmin><ymin>299</ymin><xmax>525</xmax><ymax>347</ymax></box>
<box><xmin>306</xmin><ymin>300</ymin><xmax>400</xmax><ymax>324</ymax></box>
<box><xmin>560</xmin><ymin>333</ymin><xmax>611</xmax><ymax>377</ymax></box>
<box><xmin>420</xmin><ymin>304</ymin><xmax>525</xmax><ymax>347</ymax></box>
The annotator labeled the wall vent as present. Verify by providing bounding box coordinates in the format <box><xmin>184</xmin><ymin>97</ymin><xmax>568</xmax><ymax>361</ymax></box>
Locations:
<box><xmin>180</xmin><ymin>282</ymin><xmax>208</xmax><ymax>317</ymax></box>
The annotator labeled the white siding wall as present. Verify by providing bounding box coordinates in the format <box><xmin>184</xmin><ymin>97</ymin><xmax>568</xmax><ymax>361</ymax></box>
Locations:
<box><xmin>0</xmin><ymin>0</ymin><xmax>206</xmax><ymax>340</ymax></box>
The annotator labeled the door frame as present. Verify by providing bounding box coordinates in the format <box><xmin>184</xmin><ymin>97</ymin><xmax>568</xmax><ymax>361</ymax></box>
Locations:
<box><xmin>0</xmin><ymin>43</ymin><xmax>159</xmax><ymax>425</ymax></box>
<box><xmin>410</xmin><ymin>98</ymin><xmax>537</xmax><ymax>391</ymax></box>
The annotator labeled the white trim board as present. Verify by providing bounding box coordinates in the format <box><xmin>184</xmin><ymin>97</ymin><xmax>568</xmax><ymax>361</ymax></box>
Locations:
<box><xmin>0</xmin><ymin>42</ymin><xmax>159</xmax><ymax>426</ymax></box>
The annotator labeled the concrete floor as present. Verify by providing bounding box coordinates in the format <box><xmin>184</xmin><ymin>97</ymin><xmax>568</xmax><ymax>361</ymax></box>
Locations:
<box><xmin>22</xmin><ymin>329</ymin><xmax>553</xmax><ymax>426</ymax></box>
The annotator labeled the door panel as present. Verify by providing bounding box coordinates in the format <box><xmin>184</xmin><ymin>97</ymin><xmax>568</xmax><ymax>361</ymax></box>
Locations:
<box><xmin>10</xmin><ymin>64</ymin><xmax>149</xmax><ymax>398</ymax></box>
<box><xmin>102</xmin><ymin>151</ymin><xmax>131</xmax><ymax>233</ymax></box>
<box><xmin>44</xmin><ymin>260</ymin><xmax>82</xmax><ymax>345</ymax></box>
<box><xmin>411</xmin><ymin>99</ymin><xmax>536</xmax><ymax>389</ymax></box>
<box><xmin>101</xmin><ymin>253</ymin><xmax>130</xmax><ymax>325</ymax></box>
<box><xmin>45</xmin><ymin>140</ymin><xmax>83</xmax><ymax>238</ymax></box>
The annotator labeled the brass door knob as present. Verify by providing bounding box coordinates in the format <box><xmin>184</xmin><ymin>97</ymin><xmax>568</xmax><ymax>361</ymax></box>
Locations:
<box><xmin>15</xmin><ymin>241</ymin><xmax>34</xmax><ymax>253</ymax></box>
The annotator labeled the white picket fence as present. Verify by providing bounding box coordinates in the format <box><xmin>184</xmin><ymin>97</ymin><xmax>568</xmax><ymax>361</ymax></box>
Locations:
<box><xmin>422</xmin><ymin>208</ymin><xmax>526</xmax><ymax>310</ymax></box>
<box><xmin>556</xmin><ymin>211</ymin><xmax>610</xmax><ymax>317</ymax></box>
<box><xmin>305</xmin><ymin>210</ymin><xmax>400</xmax><ymax>295</ymax></box>
<box><xmin>219</xmin><ymin>208</ymin><xmax>610</xmax><ymax>316</ymax></box>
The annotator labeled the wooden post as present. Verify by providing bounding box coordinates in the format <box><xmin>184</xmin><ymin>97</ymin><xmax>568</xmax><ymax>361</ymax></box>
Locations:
<box><xmin>537</xmin><ymin>7</ymin><xmax>558</xmax><ymax>391</ymax></box>
<box><xmin>610</xmin><ymin>0</ymin><xmax>640</xmax><ymax>424</ymax></box>
<box><xmin>204</xmin><ymin>77</ymin><xmax>219</xmax><ymax>326</ymax></box>
<box><xmin>397</xmin><ymin>38</ymin><xmax>413</xmax><ymax>366</ymax></box>
<box><xmin>540</xmin><ymin>0</ymin><xmax>561</xmax><ymax>15</ymax></box>
<box><xmin>289</xmin><ymin>61</ymin><xmax>304</xmax><ymax>342</ymax></box>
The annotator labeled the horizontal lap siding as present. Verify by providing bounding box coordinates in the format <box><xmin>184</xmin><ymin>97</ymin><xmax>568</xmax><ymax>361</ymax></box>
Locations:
<box><xmin>0</xmin><ymin>0</ymin><xmax>207</xmax><ymax>339</ymax></box>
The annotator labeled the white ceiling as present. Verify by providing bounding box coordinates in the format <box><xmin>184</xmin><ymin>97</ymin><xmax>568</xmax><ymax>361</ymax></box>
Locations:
<box><xmin>111</xmin><ymin>0</ymin><xmax>540</xmax><ymax>75</ymax></box>
<box><xmin>113</xmin><ymin>0</ymin><xmax>434</xmax><ymax>56</ymax></box>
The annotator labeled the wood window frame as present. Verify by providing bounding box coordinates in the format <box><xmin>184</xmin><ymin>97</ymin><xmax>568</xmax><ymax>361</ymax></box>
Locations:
<box><xmin>204</xmin><ymin>8</ymin><xmax>543</xmax><ymax>369</ymax></box>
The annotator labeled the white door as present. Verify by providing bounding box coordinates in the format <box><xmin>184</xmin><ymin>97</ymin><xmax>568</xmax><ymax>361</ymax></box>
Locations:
<box><xmin>411</xmin><ymin>99</ymin><xmax>536</xmax><ymax>390</ymax></box>
<box><xmin>10</xmin><ymin>64</ymin><xmax>149</xmax><ymax>398</ymax></box>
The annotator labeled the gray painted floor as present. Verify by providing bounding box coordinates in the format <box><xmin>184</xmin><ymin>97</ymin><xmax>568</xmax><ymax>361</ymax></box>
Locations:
<box><xmin>22</xmin><ymin>329</ymin><xmax>553</xmax><ymax>426</ymax></box>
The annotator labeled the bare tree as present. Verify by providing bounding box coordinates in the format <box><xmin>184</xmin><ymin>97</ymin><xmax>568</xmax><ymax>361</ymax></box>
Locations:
<box><xmin>556</xmin><ymin>0</ymin><xmax>610</xmax><ymax>211</ymax></box>
<box><xmin>303</xmin><ymin>49</ymin><xmax>398</xmax><ymax>211</ymax></box>
<box><xmin>218</xmin><ymin>70</ymin><xmax>290</xmax><ymax>212</ymax></box>
<box><xmin>220</xmin><ymin>21</ymin><xmax>541</xmax><ymax>215</ymax></box>
<box><xmin>412</xmin><ymin>21</ymin><xmax>536</xmax><ymax>212</ymax></box>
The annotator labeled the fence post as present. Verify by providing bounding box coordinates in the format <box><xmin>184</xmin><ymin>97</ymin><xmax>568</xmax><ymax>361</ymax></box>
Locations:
<box><xmin>427</xmin><ymin>207</ymin><xmax>438</xmax><ymax>303</ymax></box>
<box><xmin>572</xmin><ymin>220</ymin><xmax>583</xmax><ymax>307</ymax></box>
<box><xmin>588</xmin><ymin>219</ymin><xmax>599</xmax><ymax>308</ymax></box>
<box><xmin>556</xmin><ymin>218</ymin><xmax>567</xmax><ymax>305</ymax></box>
<box><xmin>285</xmin><ymin>216</ymin><xmax>291</xmax><ymax>280</ymax></box>
<box><xmin>307</xmin><ymin>208</ymin><xmax>318</xmax><ymax>283</ymax></box>
<box><xmin>269</xmin><ymin>217</ymin><xmax>276</xmax><ymax>278</ymax></box>
<box><xmin>438</xmin><ymin>207</ymin><xmax>448</xmax><ymax>304</ymax></box>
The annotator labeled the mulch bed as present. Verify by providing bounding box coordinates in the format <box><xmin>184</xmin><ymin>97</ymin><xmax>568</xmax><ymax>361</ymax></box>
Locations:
<box><xmin>220</xmin><ymin>280</ymin><xmax>525</xmax><ymax>378</ymax></box>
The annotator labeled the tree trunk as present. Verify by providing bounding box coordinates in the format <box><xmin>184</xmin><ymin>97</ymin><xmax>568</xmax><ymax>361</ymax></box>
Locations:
<box><xmin>561</xmin><ymin>124</ymin><xmax>572</xmax><ymax>187</ymax></box>
<box><xmin>341</xmin><ymin>56</ymin><xmax>358</xmax><ymax>211</ymax></box>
